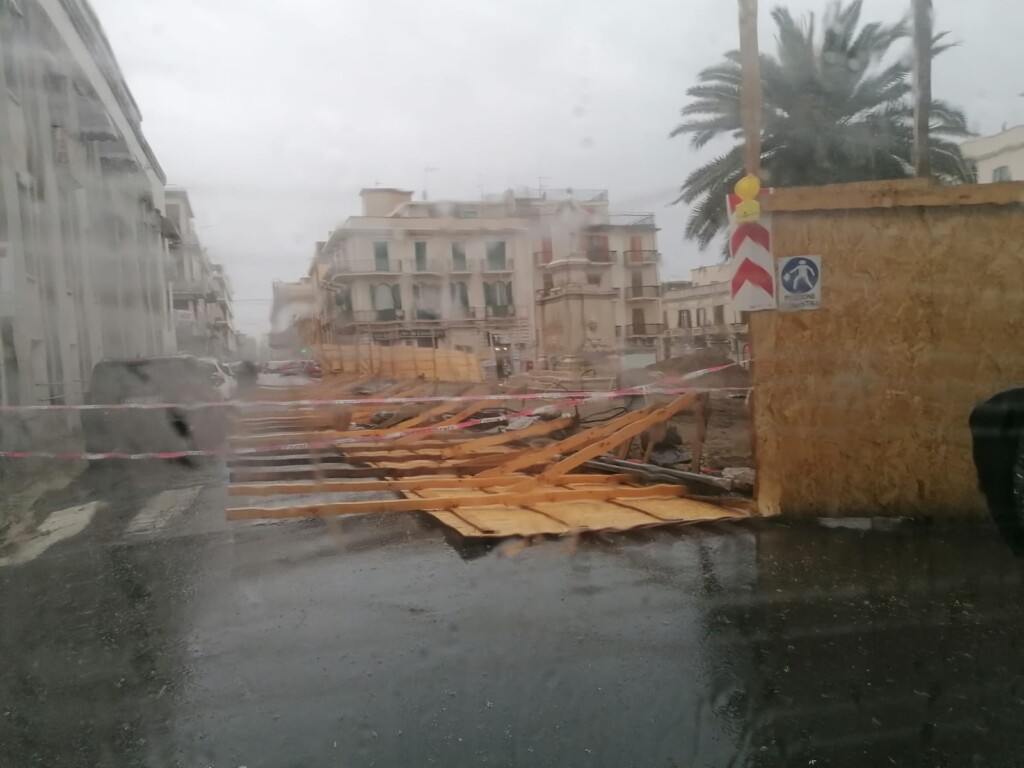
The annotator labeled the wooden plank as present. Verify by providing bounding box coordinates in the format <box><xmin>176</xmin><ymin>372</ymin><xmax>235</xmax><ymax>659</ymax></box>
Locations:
<box><xmin>441</xmin><ymin>416</ymin><xmax>575</xmax><ymax>458</ymax></box>
<box><xmin>477</xmin><ymin>408</ymin><xmax>652</xmax><ymax>478</ymax></box>
<box><xmin>762</xmin><ymin>180</ymin><xmax>1024</xmax><ymax>213</ymax></box>
<box><xmin>387</xmin><ymin>385</ymin><xmax>478</xmax><ymax>432</ymax></box>
<box><xmin>227</xmin><ymin>483</ymin><xmax>686</xmax><ymax>521</ymax></box>
<box><xmin>228</xmin><ymin>473</ymin><xmax>632</xmax><ymax>496</ymax></box>
<box><xmin>389</xmin><ymin>398</ymin><xmax>503</xmax><ymax>446</ymax></box>
<box><xmin>421</xmin><ymin>495</ymin><xmax>747</xmax><ymax>539</ymax></box>
<box><xmin>514</xmin><ymin>394</ymin><xmax>697</xmax><ymax>490</ymax></box>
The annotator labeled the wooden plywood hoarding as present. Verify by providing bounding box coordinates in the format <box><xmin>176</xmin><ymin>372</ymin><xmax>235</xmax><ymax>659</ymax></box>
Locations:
<box><xmin>752</xmin><ymin>180</ymin><xmax>1024</xmax><ymax>518</ymax></box>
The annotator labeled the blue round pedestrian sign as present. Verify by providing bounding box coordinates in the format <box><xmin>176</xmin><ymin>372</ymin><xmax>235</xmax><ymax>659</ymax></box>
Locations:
<box><xmin>780</xmin><ymin>257</ymin><xmax>820</xmax><ymax>294</ymax></box>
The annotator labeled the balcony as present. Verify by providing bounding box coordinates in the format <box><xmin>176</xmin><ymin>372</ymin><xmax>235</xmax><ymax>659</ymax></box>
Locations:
<box><xmin>484</xmin><ymin>304</ymin><xmax>516</xmax><ymax>319</ymax></box>
<box><xmin>349</xmin><ymin>309</ymin><xmax>406</xmax><ymax>323</ymax></box>
<box><xmin>584</xmin><ymin>249</ymin><xmax>616</xmax><ymax>265</ymax></box>
<box><xmin>331</xmin><ymin>258</ymin><xmax>402</xmax><ymax>275</ymax></box>
<box><xmin>536</xmin><ymin>251</ymin><xmax>617</xmax><ymax>268</ymax></box>
<box><xmin>624</xmin><ymin>250</ymin><xmax>660</xmax><ymax>265</ymax></box>
<box><xmin>662</xmin><ymin>282</ymin><xmax>730</xmax><ymax>300</ymax></box>
<box><xmin>625</xmin><ymin>285</ymin><xmax>661</xmax><ymax>300</ymax></box>
<box><xmin>450</xmin><ymin>258</ymin><xmax>472</xmax><ymax>274</ymax></box>
<box><xmin>691</xmin><ymin>323</ymin><xmax>734</xmax><ymax>338</ymax></box>
<box><xmin>481</xmin><ymin>257</ymin><xmax>514</xmax><ymax>274</ymax></box>
<box><xmin>173</xmin><ymin>280</ymin><xmax>215</xmax><ymax>297</ymax></box>
<box><xmin>536</xmin><ymin>284</ymin><xmax>618</xmax><ymax>301</ymax></box>
<box><xmin>624</xmin><ymin>323</ymin><xmax>665</xmax><ymax>337</ymax></box>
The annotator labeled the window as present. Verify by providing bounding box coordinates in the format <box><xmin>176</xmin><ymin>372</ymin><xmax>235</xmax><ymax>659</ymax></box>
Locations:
<box><xmin>993</xmin><ymin>165</ymin><xmax>1012</xmax><ymax>182</ymax></box>
<box><xmin>585</xmin><ymin>234</ymin><xmax>610</xmax><ymax>262</ymax></box>
<box><xmin>413</xmin><ymin>283</ymin><xmax>441</xmax><ymax>320</ymax></box>
<box><xmin>373</xmin><ymin>241</ymin><xmax>389</xmax><ymax>271</ymax></box>
<box><xmin>539</xmin><ymin>237</ymin><xmax>553</xmax><ymax>264</ymax></box>
<box><xmin>450</xmin><ymin>281</ymin><xmax>469</xmax><ymax>312</ymax></box>
<box><xmin>542</xmin><ymin>273</ymin><xmax>554</xmax><ymax>293</ymax></box>
<box><xmin>586</xmin><ymin>273</ymin><xmax>601</xmax><ymax>286</ymax></box>
<box><xmin>459</xmin><ymin>209</ymin><xmax>478</xmax><ymax>219</ymax></box>
<box><xmin>678</xmin><ymin>309</ymin><xmax>692</xmax><ymax>328</ymax></box>
<box><xmin>713</xmin><ymin>304</ymin><xmax>725</xmax><ymax>325</ymax></box>
<box><xmin>451</xmin><ymin>242</ymin><xmax>467</xmax><ymax>271</ymax></box>
<box><xmin>414</xmin><ymin>241</ymin><xmax>427</xmax><ymax>271</ymax></box>
<box><xmin>484</xmin><ymin>281</ymin><xmax>513</xmax><ymax>316</ymax></box>
<box><xmin>485</xmin><ymin>241</ymin><xmax>507</xmax><ymax>270</ymax></box>
<box><xmin>696</xmin><ymin>307</ymin><xmax>707</xmax><ymax>326</ymax></box>
<box><xmin>372</xmin><ymin>282</ymin><xmax>401</xmax><ymax>320</ymax></box>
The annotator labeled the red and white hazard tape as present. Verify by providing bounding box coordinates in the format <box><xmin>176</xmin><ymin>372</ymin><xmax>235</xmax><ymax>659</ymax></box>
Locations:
<box><xmin>0</xmin><ymin>398</ymin><xmax>586</xmax><ymax>461</ymax></box>
<box><xmin>0</xmin><ymin>363</ymin><xmax>741</xmax><ymax>413</ymax></box>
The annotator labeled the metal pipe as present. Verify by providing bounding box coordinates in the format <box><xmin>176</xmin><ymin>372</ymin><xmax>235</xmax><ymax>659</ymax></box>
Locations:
<box><xmin>586</xmin><ymin>456</ymin><xmax>734</xmax><ymax>492</ymax></box>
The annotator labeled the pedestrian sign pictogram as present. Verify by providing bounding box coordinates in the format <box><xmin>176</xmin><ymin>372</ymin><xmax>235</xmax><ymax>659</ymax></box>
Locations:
<box><xmin>776</xmin><ymin>255</ymin><xmax>821</xmax><ymax>311</ymax></box>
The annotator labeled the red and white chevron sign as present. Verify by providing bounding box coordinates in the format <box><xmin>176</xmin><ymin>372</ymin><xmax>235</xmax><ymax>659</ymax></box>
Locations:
<box><xmin>727</xmin><ymin>186</ymin><xmax>776</xmax><ymax>312</ymax></box>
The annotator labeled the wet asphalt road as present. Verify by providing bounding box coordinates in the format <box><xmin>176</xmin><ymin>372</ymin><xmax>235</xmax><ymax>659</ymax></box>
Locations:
<box><xmin>2</xmin><ymin>461</ymin><xmax>1024</xmax><ymax>767</ymax></box>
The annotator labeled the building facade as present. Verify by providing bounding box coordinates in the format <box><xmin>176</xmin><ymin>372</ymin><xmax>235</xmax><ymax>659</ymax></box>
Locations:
<box><xmin>0</xmin><ymin>0</ymin><xmax>174</xmax><ymax>407</ymax></box>
<box><xmin>312</xmin><ymin>187</ymin><xmax>662</xmax><ymax>374</ymax></box>
<box><xmin>269</xmin><ymin>277</ymin><xmax>314</xmax><ymax>356</ymax></box>
<box><xmin>661</xmin><ymin>264</ymin><xmax>749</xmax><ymax>363</ymax></box>
<box><xmin>164</xmin><ymin>188</ymin><xmax>238</xmax><ymax>360</ymax></box>
<box><xmin>962</xmin><ymin>125</ymin><xmax>1024</xmax><ymax>183</ymax></box>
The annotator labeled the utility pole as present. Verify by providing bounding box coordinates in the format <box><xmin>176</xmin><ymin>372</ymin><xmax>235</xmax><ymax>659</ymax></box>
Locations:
<box><xmin>738</xmin><ymin>0</ymin><xmax>763</xmax><ymax>177</ymax></box>
<box><xmin>912</xmin><ymin>0</ymin><xmax>932</xmax><ymax>177</ymax></box>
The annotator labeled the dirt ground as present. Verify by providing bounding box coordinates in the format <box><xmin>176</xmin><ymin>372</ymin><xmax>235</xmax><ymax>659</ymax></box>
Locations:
<box><xmin>673</xmin><ymin>391</ymin><xmax>753</xmax><ymax>470</ymax></box>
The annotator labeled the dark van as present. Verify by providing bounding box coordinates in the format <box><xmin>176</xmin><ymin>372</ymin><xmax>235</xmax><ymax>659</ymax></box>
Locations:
<box><xmin>81</xmin><ymin>356</ymin><xmax>227</xmax><ymax>457</ymax></box>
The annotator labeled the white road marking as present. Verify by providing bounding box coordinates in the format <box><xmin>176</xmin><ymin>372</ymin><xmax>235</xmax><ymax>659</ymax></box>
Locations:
<box><xmin>125</xmin><ymin>486</ymin><xmax>202</xmax><ymax>536</ymax></box>
<box><xmin>0</xmin><ymin>502</ymin><xmax>101</xmax><ymax>567</ymax></box>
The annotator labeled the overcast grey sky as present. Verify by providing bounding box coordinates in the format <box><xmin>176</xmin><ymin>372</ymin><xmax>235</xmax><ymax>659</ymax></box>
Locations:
<box><xmin>90</xmin><ymin>0</ymin><xmax>1024</xmax><ymax>336</ymax></box>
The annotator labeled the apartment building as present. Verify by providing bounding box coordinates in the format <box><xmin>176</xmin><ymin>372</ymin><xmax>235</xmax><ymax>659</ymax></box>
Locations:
<box><xmin>533</xmin><ymin>199</ymin><xmax>661</xmax><ymax>369</ymax></box>
<box><xmin>313</xmin><ymin>187</ymin><xmax>662</xmax><ymax>373</ymax></box>
<box><xmin>662</xmin><ymin>264</ymin><xmax>749</xmax><ymax>363</ymax></box>
<box><xmin>164</xmin><ymin>187</ymin><xmax>238</xmax><ymax>360</ymax></box>
<box><xmin>962</xmin><ymin>124</ymin><xmax>1024</xmax><ymax>183</ymax></box>
<box><xmin>0</xmin><ymin>0</ymin><xmax>175</xmax><ymax>407</ymax></box>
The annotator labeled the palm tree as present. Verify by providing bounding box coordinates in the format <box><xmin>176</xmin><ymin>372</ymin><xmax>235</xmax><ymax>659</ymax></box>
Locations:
<box><xmin>671</xmin><ymin>0</ymin><xmax>974</xmax><ymax>250</ymax></box>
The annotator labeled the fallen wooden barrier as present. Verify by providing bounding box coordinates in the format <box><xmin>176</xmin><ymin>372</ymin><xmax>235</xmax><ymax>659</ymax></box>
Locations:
<box><xmin>226</xmin><ymin>383</ymin><xmax>751</xmax><ymax>538</ymax></box>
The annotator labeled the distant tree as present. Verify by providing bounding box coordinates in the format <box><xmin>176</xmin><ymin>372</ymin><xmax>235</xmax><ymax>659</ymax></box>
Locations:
<box><xmin>671</xmin><ymin>0</ymin><xmax>975</xmax><ymax>251</ymax></box>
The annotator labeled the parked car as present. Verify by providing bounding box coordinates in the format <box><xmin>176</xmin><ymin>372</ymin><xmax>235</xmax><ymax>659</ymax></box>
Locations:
<box><xmin>81</xmin><ymin>356</ymin><xmax>227</xmax><ymax>458</ymax></box>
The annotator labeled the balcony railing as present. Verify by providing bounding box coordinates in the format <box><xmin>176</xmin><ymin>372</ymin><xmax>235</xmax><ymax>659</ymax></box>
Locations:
<box><xmin>661</xmin><ymin>282</ymin><xmax>729</xmax><ymax>300</ymax></box>
<box><xmin>625</xmin><ymin>285</ymin><xmax>661</xmax><ymax>300</ymax></box>
<box><xmin>624</xmin><ymin>323</ymin><xmax>665</xmax><ymax>337</ymax></box>
<box><xmin>584</xmin><ymin>250</ymin><xmax>616</xmax><ymax>264</ymax></box>
<box><xmin>338</xmin><ymin>306</ymin><xmax>527</xmax><ymax>325</ymax></box>
<box><xmin>332</xmin><ymin>258</ymin><xmax>402</xmax><ymax>274</ymax></box>
<box><xmin>485</xmin><ymin>304</ymin><xmax>516</xmax><ymax>319</ymax></box>
<box><xmin>173</xmin><ymin>280</ymin><xmax>215</xmax><ymax>297</ymax></box>
<box><xmin>450</xmin><ymin>258</ymin><xmax>472</xmax><ymax>273</ymax></box>
<box><xmin>623</xmin><ymin>250</ymin><xmax>660</xmax><ymax>265</ymax></box>
<box><xmin>536</xmin><ymin>251</ymin><xmax>617</xmax><ymax>267</ymax></box>
<box><xmin>481</xmin><ymin>257</ymin><xmax>514</xmax><ymax>273</ymax></box>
